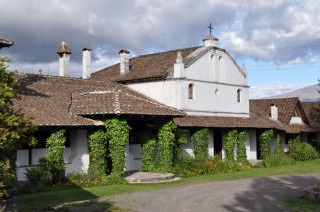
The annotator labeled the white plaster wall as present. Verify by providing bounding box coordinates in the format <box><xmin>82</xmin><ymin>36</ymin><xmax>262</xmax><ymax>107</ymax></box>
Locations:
<box><xmin>128</xmin><ymin>79</ymin><xmax>249</xmax><ymax>117</ymax></box>
<box><xmin>185</xmin><ymin>49</ymin><xmax>247</xmax><ymax>86</ymax></box>
<box><xmin>247</xmin><ymin>130</ymin><xmax>257</xmax><ymax>160</ymax></box>
<box><xmin>183</xmin><ymin>141</ymin><xmax>194</xmax><ymax>158</ymax></box>
<box><xmin>128</xmin><ymin>80</ymin><xmax>182</xmax><ymax>109</ymax></box>
<box><xmin>181</xmin><ymin>80</ymin><xmax>249</xmax><ymax>116</ymax></box>
<box><xmin>125</xmin><ymin>141</ymin><xmax>141</xmax><ymax>171</ymax></box>
<box><xmin>65</xmin><ymin>129</ymin><xmax>89</xmax><ymax>174</ymax></box>
<box><xmin>127</xmin><ymin>48</ymin><xmax>250</xmax><ymax>117</ymax></box>
<box><xmin>16</xmin><ymin>129</ymin><xmax>89</xmax><ymax>181</ymax></box>
<box><xmin>208</xmin><ymin>129</ymin><xmax>214</xmax><ymax>157</ymax></box>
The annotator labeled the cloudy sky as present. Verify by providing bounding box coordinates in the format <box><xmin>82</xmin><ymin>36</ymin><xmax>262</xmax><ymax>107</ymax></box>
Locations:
<box><xmin>1</xmin><ymin>0</ymin><xmax>319</xmax><ymax>98</ymax></box>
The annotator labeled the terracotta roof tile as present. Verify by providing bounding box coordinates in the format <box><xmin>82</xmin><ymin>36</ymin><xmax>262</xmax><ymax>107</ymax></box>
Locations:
<box><xmin>91</xmin><ymin>47</ymin><xmax>199</xmax><ymax>82</ymax></box>
<box><xmin>14</xmin><ymin>73</ymin><xmax>183</xmax><ymax>126</ymax></box>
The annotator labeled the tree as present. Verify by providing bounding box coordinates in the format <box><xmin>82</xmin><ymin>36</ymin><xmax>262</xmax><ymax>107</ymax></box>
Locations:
<box><xmin>0</xmin><ymin>57</ymin><xmax>36</xmax><ymax>190</ymax></box>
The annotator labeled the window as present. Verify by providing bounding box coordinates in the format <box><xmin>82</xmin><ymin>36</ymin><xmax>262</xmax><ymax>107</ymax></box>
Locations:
<box><xmin>215</xmin><ymin>89</ymin><xmax>220</xmax><ymax>96</ymax></box>
<box><xmin>188</xmin><ymin>83</ymin><xmax>194</xmax><ymax>99</ymax></box>
<box><xmin>237</xmin><ymin>89</ymin><xmax>242</xmax><ymax>103</ymax></box>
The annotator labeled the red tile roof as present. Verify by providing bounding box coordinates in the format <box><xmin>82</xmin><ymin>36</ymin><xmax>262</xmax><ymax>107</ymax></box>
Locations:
<box><xmin>91</xmin><ymin>47</ymin><xmax>198</xmax><ymax>83</ymax></box>
<box><xmin>14</xmin><ymin>73</ymin><xmax>184</xmax><ymax>126</ymax></box>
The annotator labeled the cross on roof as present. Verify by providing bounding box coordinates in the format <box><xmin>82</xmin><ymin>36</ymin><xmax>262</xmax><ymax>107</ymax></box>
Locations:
<box><xmin>208</xmin><ymin>22</ymin><xmax>213</xmax><ymax>35</ymax></box>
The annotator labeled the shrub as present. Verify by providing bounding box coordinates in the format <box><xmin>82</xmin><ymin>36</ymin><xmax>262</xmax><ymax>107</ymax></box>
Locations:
<box><xmin>259</xmin><ymin>129</ymin><xmax>273</xmax><ymax>159</ymax></box>
<box><xmin>67</xmin><ymin>171</ymin><xmax>107</xmax><ymax>187</ymax></box>
<box><xmin>173</xmin><ymin>157</ymin><xmax>240</xmax><ymax>178</ymax></box>
<box><xmin>25</xmin><ymin>130</ymin><xmax>66</xmax><ymax>186</ymax></box>
<box><xmin>262</xmin><ymin>155</ymin><xmax>295</xmax><ymax>168</ymax></box>
<box><xmin>191</xmin><ymin>128</ymin><xmax>209</xmax><ymax>161</ymax></box>
<box><xmin>105</xmin><ymin>174</ymin><xmax>128</xmax><ymax>185</ymax></box>
<box><xmin>288</xmin><ymin>138</ymin><xmax>318</xmax><ymax>161</ymax></box>
<box><xmin>88</xmin><ymin>130</ymin><xmax>108</xmax><ymax>176</ymax></box>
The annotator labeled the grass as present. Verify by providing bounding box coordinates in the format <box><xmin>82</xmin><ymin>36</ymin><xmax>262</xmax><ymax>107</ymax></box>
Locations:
<box><xmin>19</xmin><ymin>159</ymin><xmax>320</xmax><ymax>211</ymax></box>
<box><xmin>277</xmin><ymin>196</ymin><xmax>320</xmax><ymax>212</ymax></box>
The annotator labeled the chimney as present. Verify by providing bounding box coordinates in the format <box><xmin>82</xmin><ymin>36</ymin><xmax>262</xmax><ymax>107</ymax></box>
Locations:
<box><xmin>82</xmin><ymin>48</ymin><xmax>91</xmax><ymax>79</ymax></box>
<box><xmin>119</xmin><ymin>49</ymin><xmax>130</xmax><ymax>75</ymax></box>
<box><xmin>57</xmin><ymin>41</ymin><xmax>71</xmax><ymax>77</ymax></box>
<box><xmin>270</xmin><ymin>104</ymin><xmax>278</xmax><ymax>120</ymax></box>
<box><xmin>203</xmin><ymin>35</ymin><xmax>219</xmax><ymax>47</ymax></box>
<box><xmin>173</xmin><ymin>51</ymin><xmax>185</xmax><ymax>78</ymax></box>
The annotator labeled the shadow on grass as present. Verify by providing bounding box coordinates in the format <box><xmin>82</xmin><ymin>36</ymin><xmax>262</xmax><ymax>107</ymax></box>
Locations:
<box><xmin>222</xmin><ymin>174</ymin><xmax>320</xmax><ymax>211</ymax></box>
<box><xmin>18</xmin><ymin>184</ymin><xmax>121</xmax><ymax>211</ymax></box>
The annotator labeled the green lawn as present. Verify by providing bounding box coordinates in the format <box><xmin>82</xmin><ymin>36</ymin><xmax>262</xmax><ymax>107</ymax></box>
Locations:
<box><xmin>19</xmin><ymin>159</ymin><xmax>320</xmax><ymax>211</ymax></box>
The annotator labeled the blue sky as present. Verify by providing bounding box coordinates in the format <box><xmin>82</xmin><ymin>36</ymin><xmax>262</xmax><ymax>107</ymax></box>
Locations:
<box><xmin>0</xmin><ymin>0</ymin><xmax>319</xmax><ymax>98</ymax></box>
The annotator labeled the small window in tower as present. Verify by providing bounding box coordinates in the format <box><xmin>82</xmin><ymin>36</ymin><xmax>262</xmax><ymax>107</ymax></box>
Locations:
<box><xmin>188</xmin><ymin>83</ymin><xmax>194</xmax><ymax>99</ymax></box>
<box><xmin>237</xmin><ymin>89</ymin><xmax>242</xmax><ymax>103</ymax></box>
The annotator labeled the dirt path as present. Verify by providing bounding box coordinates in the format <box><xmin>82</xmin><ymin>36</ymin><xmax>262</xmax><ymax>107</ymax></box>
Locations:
<box><xmin>112</xmin><ymin>173</ymin><xmax>320</xmax><ymax>212</ymax></box>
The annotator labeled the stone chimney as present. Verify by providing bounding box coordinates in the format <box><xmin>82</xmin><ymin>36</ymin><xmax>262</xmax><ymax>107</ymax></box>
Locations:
<box><xmin>119</xmin><ymin>49</ymin><xmax>130</xmax><ymax>75</ymax></box>
<box><xmin>57</xmin><ymin>41</ymin><xmax>71</xmax><ymax>77</ymax></box>
<box><xmin>82</xmin><ymin>48</ymin><xmax>91</xmax><ymax>79</ymax></box>
<box><xmin>173</xmin><ymin>51</ymin><xmax>185</xmax><ymax>78</ymax></box>
<box><xmin>270</xmin><ymin>104</ymin><xmax>278</xmax><ymax>120</ymax></box>
<box><xmin>203</xmin><ymin>35</ymin><xmax>219</xmax><ymax>47</ymax></box>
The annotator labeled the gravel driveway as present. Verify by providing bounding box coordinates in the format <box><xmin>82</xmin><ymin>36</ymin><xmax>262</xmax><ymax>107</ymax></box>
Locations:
<box><xmin>112</xmin><ymin>173</ymin><xmax>320</xmax><ymax>212</ymax></box>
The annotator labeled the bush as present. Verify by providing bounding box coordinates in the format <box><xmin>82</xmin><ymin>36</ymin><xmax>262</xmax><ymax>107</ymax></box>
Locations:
<box><xmin>236</xmin><ymin>131</ymin><xmax>248</xmax><ymax>165</ymax></box>
<box><xmin>262</xmin><ymin>155</ymin><xmax>295</xmax><ymax>168</ymax></box>
<box><xmin>25</xmin><ymin>166</ymin><xmax>52</xmax><ymax>186</ymax></box>
<box><xmin>173</xmin><ymin>157</ymin><xmax>240</xmax><ymax>178</ymax></box>
<box><xmin>25</xmin><ymin>130</ymin><xmax>66</xmax><ymax>186</ymax></box>
<box><xmin>288</xmin><ymin>138</ymin><xmax>318</xmax><ymax>161</ymax></box>
<box><xmin>66</xmin><ymin>171</ymin><xmax>107</xmax><ymax>187</ymax></box>
<box><xmin>105</xmin><ymin>174</ymin><xmax>128</xmax><ymax>185</ymax></box>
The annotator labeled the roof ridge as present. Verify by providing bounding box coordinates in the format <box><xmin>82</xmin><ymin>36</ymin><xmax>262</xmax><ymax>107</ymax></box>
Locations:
<box><xmin>134</xmin><ymin>46</ymin><xmax>200</xmax><ymax>59</ymax></box>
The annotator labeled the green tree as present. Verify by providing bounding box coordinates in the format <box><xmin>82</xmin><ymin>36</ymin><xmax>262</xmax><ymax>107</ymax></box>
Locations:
<box><xmin>0</xmin><ymin>57</ymin><xmax>36</xmax><ymax>191</ymax></box>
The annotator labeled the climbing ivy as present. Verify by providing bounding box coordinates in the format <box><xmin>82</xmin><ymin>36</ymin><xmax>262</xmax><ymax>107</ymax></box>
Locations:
<box><xmin>88</xmin><ymin>130</ymin><xmax>108</xmax><ymax>175</ymax></box>
<box><xmin>157</xmin><ymin>121</ymin><xmax>177</xmax><ymax>173</ymax></box>
<box><xmin>259</xmin><ymin>129</ymin><xmax>273</xmax><ymax>159</ymax></box>
<box><xmin>173</xmin><ymin>128</ymin><xmax>189</xmax><ymax>164</ymax></box>
<box><xmin>236</xmin><ymin>131</ymin><xmax>248</xmax><ymax>164</ymax></box>
<box><xmin>141</xmin><ymin>128</ymin><xmax>157</xmax><ymax>172</ymax></box>
<box><xmin>105</xmin><ymin>119</ymin><xmax>130</xmax><ymax>176</ymax></box>
<box><xmin>41</xmin><ymin>129</ymin><xmax>66</xmax><ymax>184</ymax></box>
<box><xmin>190</xmin><ymin>128</ymin><xmax>209</xmax><ymax>161</ymax></box>
<box><xmin>274</xmin><ymin>134</ymin><xmax>283</xmax><ymax>156</ymax></box>
<box><xmin>224</xmin><ymin>130</ymin><xmax>237</xmax><ymax>161</ymax></box>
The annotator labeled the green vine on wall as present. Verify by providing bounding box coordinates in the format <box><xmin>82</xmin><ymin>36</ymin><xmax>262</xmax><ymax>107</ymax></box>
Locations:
<box><xmin>41</xmin><ymin>129</ymin><xmax>66</xmax><ymax>184</ymax></box>
<box><xmin>224</xmin><ymin>130</ymin><xmax>237</xmax><ymax>161</ymax></box>
<box><xmin>236</xmin><ymin>131</ymin><xmax>248</xmax><ymax>164</ymax></box>
<box><xmin>105</xmin><ymin>118</ymin><xmax>130</xmax><ymax>176</ymax></box>
<box><xmin>88</xmin><ymin>130</ymin><xmax>108</xmax><ymax>175</ymax></box>
<box><xmin>141</xmin><ymin>127</ymin><xmax>157</xmax><ymax>172</ymax></box>
<box><xmin>173</xmin><ymin>128</ymin><xmax>189</xmax><ymax>164</ymax></box>
<box><xmin>157</xmin><ymin>121</ymin><xmax>177</xmax><ymax>173</ymax></box>
<box><xmin>190</xmin><ymin>128</ymin><xmax>209</xmax><ymax>161</ymax></box>
<box><xmin>274</xmin><ymin>134</ymin><xmax>283</xmax><ymax>156</ymax></box>
<box><xmin>259</xmin><ymin>129</ymin><xmax>273</xmax><ymax>159</ymax></box>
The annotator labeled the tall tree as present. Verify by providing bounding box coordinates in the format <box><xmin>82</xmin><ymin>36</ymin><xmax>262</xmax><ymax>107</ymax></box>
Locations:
<box><xmin>0</xmin><ymin>57</ymin><xmax>36</xmax><ymax>188</ymax></box>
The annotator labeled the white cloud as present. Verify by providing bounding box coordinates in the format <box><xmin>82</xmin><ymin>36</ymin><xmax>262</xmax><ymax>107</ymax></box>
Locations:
<box><xmin>249</xmin><ymin>84</ymin><xmax>307</xmax><ymax>99</ymax></box>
